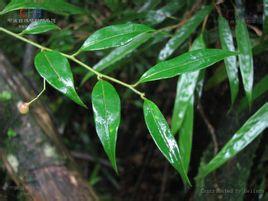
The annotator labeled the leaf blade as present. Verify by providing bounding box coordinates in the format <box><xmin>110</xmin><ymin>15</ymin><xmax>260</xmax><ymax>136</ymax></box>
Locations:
<box><xmin>92</xmin><ymin>80</ymin><xmax>121</xmax><ymax>172</ymax></box>
<box><xmin>235</xmin><ymin>15</ymin><xmax>254</xmax><ymax>106</ymax></box>
<box><xmin>80</xmin><ymin>24</ymin><xmax>154</xmax><ymax>51</ymax></box>
<box><xmin>143</xmin><ymin>99</ymin><xmax>191</xmax><ymax>186</ymax></box>
<box><xmin>218</xmin><ymin>15</ymin><xmax>239</xmax><ymax>105</ymax></box>
<box><xmin>34</xmin><ymin>50</ymin><xmax>85</xmax><ymax>107</ymax></box>
<box><xmin>21</xmin><ymin>21</ymin><xmax>60</xmax><ymax>35</ymax></box>
<box><xmin>0</xmin><ymin>0</ymin><xmax>83</xmax><ymax>15</ymax></box>
<box><xmin>179</xmin><ymin>97</ymin><xmax>194</xmax><ymax>173</ymax></box>
<box><xmin>171</xmin><ymin>34</ymin><xmax>205</xmax><ymax>134</ymax></box>
<box><xmin>200</xmin><ymin>103</ymin><xmax>268</xmax><ymax>178</ymax></box>
<box><xmin>138</xmin><ymin>49</ymin><xmax>237</xmax><ymax>83</ymax></box>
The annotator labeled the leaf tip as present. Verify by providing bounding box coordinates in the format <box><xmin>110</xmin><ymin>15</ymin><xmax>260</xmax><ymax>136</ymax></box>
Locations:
<box><xmin>111</xmin><ymin>161</ymin><xmax>119</xmax><ymax>175</ymax></box>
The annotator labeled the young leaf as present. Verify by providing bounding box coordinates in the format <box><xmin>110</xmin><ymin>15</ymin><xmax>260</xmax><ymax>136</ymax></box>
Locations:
<box><xmin>20</xmin><ymin>21</ymin><xmax>60</xmax><ymax>35</ymax></box>
<box><xmin>235</xmin><ymin>15</ymin><xmax>254</xmax><ymax>106</ymax></box>
<box><xmin>91</xmin><ymin>80</ymin><xmax>121</xmax><ymax>173</ymax></box>
<box><xmin>179</xmin><ymin>97</ymin><xmax>194</xmax><ymax>173</ymax></box>
<box><xmin>138</xmin><ymin>49</ymin><xmax>237</xmax><ymax>83</ymax></box>
<box><xmin>158</xmin><ymin>5</ymin><xmax>212</xmax><ymax>61</ymax></box>
<box><xmin>0</xmin><ymin>0</ymin><xmax>83</xmax><ymax>15</ymax></box>
<box><xmin>171</xmin><ymin>34</ymin><xmax>205</xmax><ymax>134</ymax></box>
<box><xmin>143</xmin><ymin>99</ymin><xmax>191</xmax><ymax>186</ymax></box>
<box><xmin>218</xmin><ymin>15</ymin><xmax>239</xmax><ymax>105</ymax></box>
<box><xmin>81</xmin><ymin>33</ymin><xmax>152</xmax><ymax>84</ymax></box>
<box><xmin>200</xmin><ymin>103</ymin><xmax>268</xmax><ymax>178</ymax></box>
<box><xmin>79</xmin><ymin>24</ymin><xmax>154</xmax><ymax>52</ymax></box>
<box><xmin>34</xmin><ymin>50</ymin><xmax>86</xmax><ymax>107</ymax></box>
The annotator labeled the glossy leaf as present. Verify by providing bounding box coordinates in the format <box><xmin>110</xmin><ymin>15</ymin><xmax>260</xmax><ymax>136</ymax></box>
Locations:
<box><xmin>79</xmin><ymin>24</ymin><xmax>154</xmax><ymax>51</ymax></box>
<box><xmin>171</xmin><ymin>34</ymin><xmax>205</xmax><ymax>134</ymax></box>
<box><xmin>34</xmin><ymin>50</ymin><xmax>85</xmax><ymax>107</ymax></box>
<box><xmin>138</xmin><ymin>49</ymin><xmax>237</xmax><ymax>83</ymax></box>
<box><xmin>81</xmin><ymin>33</ymin><xmax>152</xmax><ymax>84</ymax></box>
<box><xmin>238</xmin><ymin>75</ymin><xmax>268</xmax><ymax>112</ymax></box>
<box><xmin>235</xmin><ymin>16</ymin><xmax>254</xmax><ymax>106</ymax></box>
<box><xmin>91</xmin><ymin>80</ymin><xmax>121</xmax><ymax>172</ymax></box>
<box><xmin>171</xmin><ymin>72</ymin><xmax>199</xmax><ymax>134</ymax></box>
<box><xmin>0</xmin><ymin>0</ymin><xmax>83</xmax><ymax>15</ymax></box>
<box><xmin>218</xmin><ymin>15</ymin><xmax>239</xmax><ymax>105</ymax></box>
<box><xmin>145</xmin><ymin>0</ymin><xmax>185</xmax><ymax>25</ymax></box>
<box><xmin>200</xmin><ymin>103</ymin><xmax>268</xmax><ymax>178</ymax></box>
<box><xmin>21</xmin><ymin>21</ymin><xmax>60</xmax><ymax>35</ymax></box>
<box><xmin>158</xmin><ymin>5</ymin><xmax>212</xmax><ymax>61</ymax></box>
<box><xmin>143</xmin><ymin>99</ymin><xmax>191</xmax><ymax>185</ymax></box>
<box><xmin>179</xmin><ymin>97</ymin><xmax>194</xmax><ymax>173</ymax></box>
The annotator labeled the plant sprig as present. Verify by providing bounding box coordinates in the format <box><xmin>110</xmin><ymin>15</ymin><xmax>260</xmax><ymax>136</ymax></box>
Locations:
<box><xmin>0</xmin><ymin>27</ymin><xmax>146</xmax><ymax>99</ymax></box>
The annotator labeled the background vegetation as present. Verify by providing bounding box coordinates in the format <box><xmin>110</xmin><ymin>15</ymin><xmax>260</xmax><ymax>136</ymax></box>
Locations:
<box><xmin>0</xmin><ymin>0</ymin><xmax>267</xmax><ymax>200</ymax></box>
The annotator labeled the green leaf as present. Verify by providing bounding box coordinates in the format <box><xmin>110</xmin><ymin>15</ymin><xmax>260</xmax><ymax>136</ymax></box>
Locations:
<box><xmin>171</xmin><ymin>72</ymin><xmax>199</xmax><ymax>134</ymax></box>
<box><xmin>171</xmin><ymin>34</ymin><xmax>205</xmax><ymax>134</ymax></box>
<box><xmin>34</xmin><ymin>50</ymin><xmax>86</xmax><ymax>107</ymax></box>
<box><xmin>91</xmin><ymin>80</ymin><xmax>121</xmax><ymax>173</ymax></box>
<box><xmin>20</xmin><ymin>21</ymin><xmax>60</xmax><ymax>35</ymax></box>
<box><xmin>199</xmin><ymin>103</ymin><xmax>268</xmax><ymax>178</ymax></box>
<box><xmin>81</xmin><ymin>33</ymin><xmax>152</xmax><ymax>85</ymax></box>
<box><xmin>235</xmin><ymin>16</ymin><xmax>254</xmax><ymax>106</ymax></box>
<box><xmin>179</xmin><ymin>97</ymin><xmax>194</xmax><ymax>173</ymax></box>
<box><xmin>138</xmin><ymin>49</ymin><xmax>237</xmax><ymax>83</ymax></box>
<box><xmin>0</xmin><ymin>0</ymin><xmax>83</xmax><ymax>15</ymax></box>
<box><xmin>158</xmin><ymin>5</ymin><xmax>212</xmax><ymax>61</ymax></box>
<box><xmin>143</xmin><ymin>99</ymin><xmax>191</xmax><ymax>186</ymax></box>
<box><xmin>79</xmin><ymin>24</ymin><xmax>154</xmax><ymax>52</ymax></box>
<box><xmin>172</xmin><ymin>34</ymin><xmax>205</xmax><ymax>173</ymax></box>
<box><xmin>218</xmin><ymin>15</ymin><xmax>239</xmax><ymax>105</ymax></box>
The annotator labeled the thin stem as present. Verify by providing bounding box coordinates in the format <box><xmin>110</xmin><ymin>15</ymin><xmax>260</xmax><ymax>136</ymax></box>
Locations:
<box><xmin>0</xmin><ymin>27</ymin><xmax>145</xmax><ymax>99</ymax></box>
<box><xmin>201</xmin><ymin>15</ymin><xmax>209</xmax><ymax>32</ymax></box>
<box><xmin>66</xmin><ymin>55</ymin><xmax>146</xmax><ymax>98</ymax></box>
<box><xmin>26</xmin><ymin>78</ymin><xmax>46</xmax><ymax>105</ymax></box>
<box><xmin>0</xmin><ymin>27</ymin><xmax>49</xmax><ymax>51</ymax></box>
<box><xmin>71</xmin><ymin>49</ymin><xmax>82</xmax><ymax>57</ymax></box>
